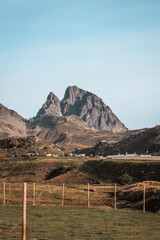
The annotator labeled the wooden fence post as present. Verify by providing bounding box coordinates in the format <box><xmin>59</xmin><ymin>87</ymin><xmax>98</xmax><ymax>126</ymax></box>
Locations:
<box><xmin>114</xmin><ymin>184</ymin><xmax>117</xmax><ymax>210</ymax></box>
<box><xmin>33</xmin><ymin>183</ymin><xmax>36</xmax><ymax>205</ymax></box>
<box><xmin>143</xmin><ymin>184</ymin><xmax>145</xmax><ymax>213</ymax></box>
<box><xmin>7</xmin><ymin>186</ymin><xmax>11</xmax><ymax>205</ymax></box>
<box><xmin>62</xmin><ymin>183</ymin><xmax>64</xmax><ymax>207</ymax></box>
<box><xmin>22</xmin><ymin>183</ymin><xmax>27</xmax><ymax>240</ymax></box>
<box><xmin>88</xmin><ymin>183</ymin><xmax>90</xmax><ymax>208</ymax></box>
<box><xmin>3</xmin><ymin>182</ymin><xmax>5</xmax><ymax>206</ymax></box>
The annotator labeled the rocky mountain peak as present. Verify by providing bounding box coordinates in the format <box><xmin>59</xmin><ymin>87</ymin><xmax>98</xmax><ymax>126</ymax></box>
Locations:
<box><xmin>47</xmin><ymin>91</ymin><xmax>60</xmax><ymax>102</ymax></box>
<box><xmin>35</xmin><ymin>86</ymin><xmax>127</xmax><ymax>132</ymax></box>
<box><xmin>61</xmin><ymin>86</ymin><xmax>86</xmax><ymax>114</ymax></box>
<box><xmin>61</xmin><ymin>86</ymin><xmax>127</xmax><ymax>132</ymax></box>
<box><xmin>63</xmin><ymin>85</ymin><xmax>85</xmax><ymax>103</ymax></box>
<box><xmin>36</xmin><ymin>92</ymin><xmax>62</xmax><ymax>118</ymax></box>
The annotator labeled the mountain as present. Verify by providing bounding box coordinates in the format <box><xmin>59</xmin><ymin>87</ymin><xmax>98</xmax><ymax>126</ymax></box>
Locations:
<box><xmin>25</xmin><ymin>86</ymin><xmax>127</xmax><ymax>149</ymax></box>
<box><xmin>0</xmin><ymin>86</ymin><xmax>128</xmax><ymax>150</ymax></box>
<box><xmin>35</xmin><ymin>86</ymin><xmax>127</xmax><ymax>132</ymax></box>
<box><xmin>61</xmin><ymin>86</ymin><xmax>127</xmax><ymax>132</ymax></box>
<box><xmin>0</xmin><ymin>102</ymin><xmax>128</xmax><ymax>151</ymax></box>
<box><xmin>0</xmin><ymin>104</ymin><xmax>27</xmax><ymax>139</ymax></box>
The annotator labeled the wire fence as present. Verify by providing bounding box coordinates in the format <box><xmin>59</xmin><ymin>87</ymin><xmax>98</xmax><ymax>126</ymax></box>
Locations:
<box><xmin>0</xmin><ymin>182</ymin><xmax>116</xmax><ymax>208</ymax></box>
<box><xmin>1</xmin><ymin>181</ymin><xmax>160</xmax><ymax>211</ymax></box>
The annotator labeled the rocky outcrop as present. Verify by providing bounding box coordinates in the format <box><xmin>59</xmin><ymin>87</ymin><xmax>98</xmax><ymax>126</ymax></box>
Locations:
<box><xmin>61</xmin><ymin>86</ymin><xmax>127</xmax><ymax>132</ymax></box>
<box><xmin>36</xmin><ymin>92</ymin><xmax>62</xmax><ymax>118</ymax></box>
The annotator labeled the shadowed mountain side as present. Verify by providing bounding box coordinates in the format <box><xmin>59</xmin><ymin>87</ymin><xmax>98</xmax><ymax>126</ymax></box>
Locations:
<box><xmin>0</xmin><ymin>104</ymin><xmax>27</xmax><ymax>139</ymax></box>
<box><xmin>76</xmin><ymin>126</ymin><xmax>160</xmax><ymax>156</ymax></box>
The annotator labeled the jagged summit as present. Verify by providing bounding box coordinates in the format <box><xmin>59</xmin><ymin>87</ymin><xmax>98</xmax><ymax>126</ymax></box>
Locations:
<box><xmin>61</xmin><ymin>86</ymin><xmax>88</xmax><ymax>112</ymax></box>
<box><xmin>34</xmin><ymin>86</ymin><xmax>127</xmax><ymax>132</ymax></box>
<box><xmin>60</xmin><ymin>86</ymin><xmax>127</xmax><ymax>132</ymax></box>
<box><xmin>36</xmin><ymin>92</ymin><xmax>62</xmax><ymax>118</ymax></box>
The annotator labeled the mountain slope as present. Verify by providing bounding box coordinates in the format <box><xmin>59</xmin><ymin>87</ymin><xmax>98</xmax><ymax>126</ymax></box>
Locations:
<box><xmin>77</xmin><ymin>126</ymin><xmax>160</xmax><ymax>156</ymax></box>
<box><xmin>0</xmin><ymin>104</ymin><xmax>27</xmax><ymax>138</ymax></box>
<box><xmin>27</xmin><ymin>114</ymin><xmax>123</xmax><ymax>150</ymax></box>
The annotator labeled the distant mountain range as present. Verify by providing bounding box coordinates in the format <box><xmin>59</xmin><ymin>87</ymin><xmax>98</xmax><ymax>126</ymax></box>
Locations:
<box><xmin>0</xmin><ymin>86</ymin><xmax>130</xmax><ymax>150</ymax></box>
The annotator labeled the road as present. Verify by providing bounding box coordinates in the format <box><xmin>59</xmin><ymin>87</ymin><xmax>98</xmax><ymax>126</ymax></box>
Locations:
<box><xmin>106</xmin><ymin>154</ymin><xmax>160</xmax><ymax>161</ymax></box>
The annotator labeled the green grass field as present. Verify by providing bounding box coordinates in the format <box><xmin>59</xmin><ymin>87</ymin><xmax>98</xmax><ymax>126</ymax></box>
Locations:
<box><xmin>0</xmin><ymin>205</ymin><xmax>160</xmax><ymax>240</ymax></box>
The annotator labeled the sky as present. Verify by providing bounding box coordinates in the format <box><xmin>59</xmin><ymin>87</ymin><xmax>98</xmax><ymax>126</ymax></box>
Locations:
<box><xmin>0</xmin><ymin>0</ymin><xmax>160</xmax><ymax>130</ymax></box>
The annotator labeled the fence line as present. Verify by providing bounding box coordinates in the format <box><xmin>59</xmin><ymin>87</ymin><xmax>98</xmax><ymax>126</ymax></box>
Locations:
<box><xmin>1</xmin><ymin>182</ymin><xmax>159</xmax><ymax>213</ymax></box>
<box><xmin>0</xmin><ymin>181</ymin><xmax>159</xmax><ymax>240</ymax></box>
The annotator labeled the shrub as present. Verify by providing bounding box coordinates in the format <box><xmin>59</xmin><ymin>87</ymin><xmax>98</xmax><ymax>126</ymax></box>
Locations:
<box><xmin>118</xmin><ymin>173</ymin><xmax>133</xmax><ymax>185</ymax></box>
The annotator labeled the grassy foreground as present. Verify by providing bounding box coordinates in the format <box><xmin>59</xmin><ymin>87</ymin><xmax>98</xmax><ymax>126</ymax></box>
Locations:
<box><xmin>0</xmin><ymin>205</ymin><xmax>160</xmax><ymax>240</ymax></box>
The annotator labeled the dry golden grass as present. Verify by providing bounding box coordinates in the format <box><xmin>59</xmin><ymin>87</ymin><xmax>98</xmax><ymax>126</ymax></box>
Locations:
<box><xmin>0</xmin><ymin>182</ymin><xmax>116</xmax><ymax>209</ymax></box>
<box><xmin>2</xmin><ymin>181</ymin><xmax>160</xmax><ymax>212</ymax></box>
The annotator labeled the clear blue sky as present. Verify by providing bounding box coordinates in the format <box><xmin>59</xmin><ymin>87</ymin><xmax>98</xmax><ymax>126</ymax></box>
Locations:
<box><xmin>0</xmin><ymin>0</ymin><xmax>160</xmax><ymax>130</ymax></box>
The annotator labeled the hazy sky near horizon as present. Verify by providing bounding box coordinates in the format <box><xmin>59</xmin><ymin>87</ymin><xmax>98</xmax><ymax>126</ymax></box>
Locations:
<box><xmin>0</xmin><ymin>0</ymin><xmax>160</xmax><ymax>130</ymax></box>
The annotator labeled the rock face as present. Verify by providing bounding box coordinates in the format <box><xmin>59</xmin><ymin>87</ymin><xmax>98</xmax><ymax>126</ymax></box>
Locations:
<box><xmin>61</xmin><ymin>86</ymin><xmax>127</xmax><ymax>132</ymax></box>
<box><xmin>36</xmin><ymin>92</ymin><xmax>62</xmax><ymax>118</ymax></box>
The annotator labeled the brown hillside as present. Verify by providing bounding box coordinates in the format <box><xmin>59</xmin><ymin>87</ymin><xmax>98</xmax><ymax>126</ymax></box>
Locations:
<box><xmin>0</xmin><ymin>136</ymin><xmax>61</xmax><ymax>156</ymax></box>
<box><xmin>0</xmin><ymin>104</ymin><xmax>27</xmax><ymax>138</ymax></box>
<box><xmin>77</xmin><ymin>126</ymin><xmax>160</xmax><ymax>156</ymax></box>
<box><xmin>117</xmin><ymin>182</ymin><xmax>160</xmax><ymax>212</ymax></box>
<box><xmin>27</xmin><ymin>114</ymin><xmax>133</xmax><ymax>150</ymax></box>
